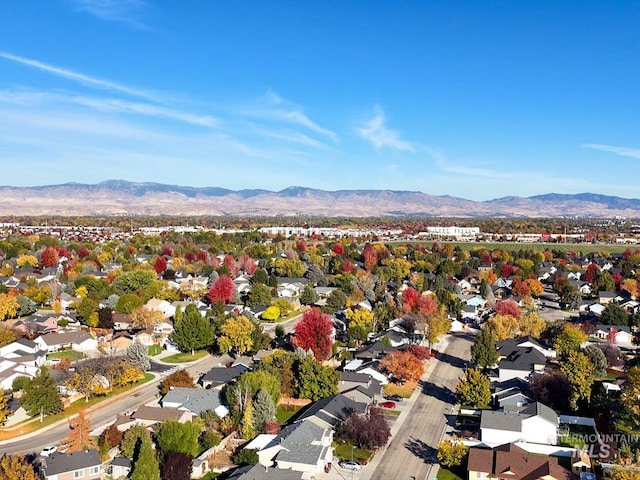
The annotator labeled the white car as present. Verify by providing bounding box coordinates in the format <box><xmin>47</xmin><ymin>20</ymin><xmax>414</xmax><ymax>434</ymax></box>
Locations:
<box><xmin>339</xmin><ymin>460</ymin><xmax>362</xmax><ymax>470</ymax></box>
<box><xmin>40</xmin><ymin>446</ymin><xmax>58</xmax><ymax>457</ymax></box>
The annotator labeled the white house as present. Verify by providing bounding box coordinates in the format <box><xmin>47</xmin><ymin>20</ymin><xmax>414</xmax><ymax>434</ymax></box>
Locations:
<box><xmin>34</xmin><ymin>331</ymin><xmax>98</xmax><ymax>353</ymax></box>
<box><xmin>480</xmin><ymin>402</ymin><xmax>559</xmax><ymax>446</ymax></box>
<box><xmin>146</xmin><ymin>298</ymin><xmax>176</xmax><ymax>319</ymax></box>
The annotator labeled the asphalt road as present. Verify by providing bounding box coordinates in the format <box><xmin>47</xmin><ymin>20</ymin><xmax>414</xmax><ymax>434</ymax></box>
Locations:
<box><xmin>0</xmin><ymin>354</ymin><xmax>225</xmax><ymax>456</ymax></box>
<box><xmin>367</xmin><ymin>333</ymin><xmax>473</xmax><ymax>480</ymax></box>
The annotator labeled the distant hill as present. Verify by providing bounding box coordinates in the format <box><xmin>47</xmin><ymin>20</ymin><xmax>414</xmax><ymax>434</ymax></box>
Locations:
<box><xmin>0</xmin><ymin>180</ymin><xmax>638</xmax><ymax>217</ymax></box>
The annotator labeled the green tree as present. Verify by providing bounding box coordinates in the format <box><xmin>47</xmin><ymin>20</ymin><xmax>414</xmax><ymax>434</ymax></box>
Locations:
<box><xmin>560</xmin><ymin>350</ymin><xmax>595</xmax><ymax>410</ymax></box>
<box><xmin>130</xmin><ymin>433</ymin><xmax>161</xmax><ymax>480</ymax></box>
<box><xmin>455</xmin><ymin>368</ymin><xmax>491</xmax><ymax>408</ymax></box>
<box><xmin>437</xmin><ymin>438</ymin><xmax>469</xmax><ymax>467</ymax></box>
<box><xmin>75</xmin><ymin>297</ymin><xmax>99</xmax><ymax>323</ymax></box>
<box><xmin>232</xmin><ymin>448</ymin><xmax>259</xmax><ymax>466</ymax></box>
<box><xmin>228</xmin><ymin>370</ymin><xmax>281</xmax><ymax>412</ymax></box>
<box><xmin>583</xmin><ymin>345</ymin><xmax>607</xmax><ymax>378</ymax></box>
<box><xmin>21</xmin><ymin>368</ymin><xmax>62</xmax><ymax>419</ymax></box>
<box><xmin>113</xmin><ymin>269</ymin><xmax>158</xmax><ymax>298</ymax></box>
<box><xmin>271</xmin><ymin>257</ymin><xmax>306</xmax><ymax>277</ymax></box>
<box><xmin>295</xmin><ymin>357</ymin><xmax>340</xmax><ymax>401</ymax></box>
<box><xmin>251</xmin><ymin>268</ymin><xmax>268</xmax><ymax>285</ymax></box>
<box><xmin>600</xmin><ymin>303</ymin><xmax>629</xmax><ymax>326</ymax></box>
<box><xmin>253</xmin><ymin>388</ymin><xmax>277</xmax><ymax>433</ymax></box>
<box><xmin>171</xmin><ymin>304</ymin><xmax>214</xmax><ymax>354</ymax></box>
<box><xmin>127</xmin><ymin>340</ymin><xmax>151</xmax><ymax>371</ymax></box>
<box><xmin>555</xmin><ymin>323</ymin><xmax>587</xmax><ymax>358</ymax></box>
<box><xmin>326</xmin><ymin>289</ymin><xmax>346</xmax><ymax>312</ymax></box>
<box><xmin>240</xmin><ymin>400</ymin><xmax>257</xmax><ymax>440</ymax></box>
<box><xmin>115</xmin><ymin>292</ymin><xmax>144</xmax><ymax>314</ymax></box>
<box><xmin>471</xmin><ymin>328</ymin><xmax>499</xmax><ymax>369</ymax></box>
<box><xmin>300</xmin><ymin>284</ymin><xmax>319</xmax><ymax>306</ymax></box>
<box><xmin>156</xmin><ymin>420</ymin><xmax>203</xmax><ymax>457</ymax></box>
<box><xmin>247</xmin><ymin>283</ymin><xmax>272</xmax><ymax>307</ymax></box>
<box><xmin>121</xmin><ymin>425</ymin><xmax>149</xmax><ymax>458</ymax></box>
<box><xmin>618</xmin><ymin>366</ymin><xmax>640</xmax><ymax>433</ymax></box>
<box><xmin>217</xmin><ymin>315</ymin><xmax>255</xmax><ymax>355</ymax></box>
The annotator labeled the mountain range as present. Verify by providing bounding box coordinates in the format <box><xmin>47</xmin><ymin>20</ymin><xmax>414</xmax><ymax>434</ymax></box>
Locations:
<box><xmin>0</xmin><ymin>180</ymin><xmax>639</xmax><ymax>217</ymax></box>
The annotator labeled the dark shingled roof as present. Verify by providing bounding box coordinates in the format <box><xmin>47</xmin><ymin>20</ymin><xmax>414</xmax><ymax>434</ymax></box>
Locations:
<box><xmin>40</xmin><ymin>449</ymin><xmax>101</xmax><ymax>476</ymax></box>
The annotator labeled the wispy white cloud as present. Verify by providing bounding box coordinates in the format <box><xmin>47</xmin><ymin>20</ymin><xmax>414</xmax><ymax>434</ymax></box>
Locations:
<box><xmin>68</xmin><ymin>0</ymin><xmax>150</xmax><ymax>29</ymax></box>
<box><xmin>241</xmin><ymin>92</ymin><xmax>339</xmax><ymax>143</ymax></box>
<box><xmin>0</xmin><ymin>52</ymin><xmax>159</xmax><ymax>101</ymax></box>
<box><xmin>358</xmin><ymin>106</ymin><xmax>415</xmax><ymax>152</ymax></box>
<box><xmin>583</xmin><ymin>143</ymin><xmax>640</xmax><ymax>160</ymax></box>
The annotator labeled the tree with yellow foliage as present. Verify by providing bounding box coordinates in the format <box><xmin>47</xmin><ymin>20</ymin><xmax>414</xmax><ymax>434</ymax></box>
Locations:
<box><xmin>16</xmin><ymin>255</ymin><xmax>38</xmax><ymax>268</ymax></box>
<box><xmin>485</xmin><ymin>314</ymin><xmax>519</xmax><ymax>341</ymax></box>
<box><xmin>0</xmin><ymin>294</ymin><xmax>19</xmax><ymax>321</ymax></box>
<box><xmin>518</xmin><ymin>312</ymin><xmax>546</xmax><ymax>338</ymax></box>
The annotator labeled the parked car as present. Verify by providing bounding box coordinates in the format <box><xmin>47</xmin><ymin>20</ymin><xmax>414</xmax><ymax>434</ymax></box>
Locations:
<box><xmin>384</xmin><ymin>394</ymin><xmax>404</xmax><ymax>402</ymax></box>
<box><xmin>379</xmin><ymin>401</ymin><xmax>396</xmax><ymax>409</ymax></box>
<box><xmin>40</xmin><ymin>446</ymin><xmax>58</xmax><ymax>457</ymax></box>
<box><xmin>339</xmin><ymin>460</ymin><xmax>362</xmax><ymax>471</ymax></box>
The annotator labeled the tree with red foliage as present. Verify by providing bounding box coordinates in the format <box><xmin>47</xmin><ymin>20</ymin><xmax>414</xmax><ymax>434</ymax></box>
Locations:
<box><xmin>194</xmin><ymin>250</ymin><xmax>207</xmax><ymax>263</ymax></box>
<box><xmin>292</xmin><ymin>308</ymin><xmax>334</xmax><ymax>361</ymax></box>
<box><xmin>154</xmin><ymin>256</ymin><xmax>168</xmax><ymax>275</ymax></box>
<box><xmin>338</xmin><ymin>408</ymin><xmax>390</xmax><ymax>449</ymax></box>
<box><xmin>297</xmin><ymin>241</ymin><xmax>307</xmax><ymax>253</ymax></box>
<box><xmin>184</xmin><ymin>252</ymin><xmax>196</xmax><ymax>262</ymax></box>
<box><xmin>401</xmin><ymin>287</ymin><xmax>421</xmax><ymax>313</ymax></box>
<box><xmin>417</xmin><ymin>294</ymin><xmax>438</xmax><ymax>317</ymax></box>
<box><xmin>501</xmin><ymin>264</ymin><xmax>515</xmax><ymax>278</ymax></box>
<box><xmin>161</xmin><ymin>451</ymin><xmax>193</xmax><ymax>480</ymax></box>
<box><xmin>208</xmin><ymin>275</ymin><xmax>235</xmax><ymax>305</ymax></box>
<box><xmin>362</xmin><ymin>244</ymin><xmax>378</xmax><ymax>272</ymax></box>
<box><xmin>40</xmin><ymin>247</ymin><xmax>59</xmax><ymax>268</ymax></box>
<box><xmin>607</xmin><ymin>328</ymin><xmax>618</xmax><ymax>344</ymax></box>
<box><xmin>240</xmin><ymin>255</ymin><xmax>258</xmax><ymax>275</ymax></box>
<box><xmin>57</xmin><ymin>247</ymin><xmax>72</xmax><ymax>260</ymax></box>
<box><xmin>613</xmin><ymin>272</ymin><xmax>623</xmax><ymax>289</ymax></box>
<box><xmin>77</xmin><ymin>247</ymin><xmax>90</xmax><ymax>259</ymax></box>
<box><xmin>99</xmin><ymin>424</ymin><xmax>124</xmax><ymax>449</ymax></box>
<box><xmin>584</xmin><ymin>263</ymin><xmax>599</xmax><ymax>283</ymax></box>
<box><xmin>332</xmin><ymin>244</ymin><xmax>344</xmax><ymax>255</ymax></box>
<box><xmin>494</xmin><ymin>299</ymin><xmax>522</xmax><ymax>320</ymax></box>
<box><xmin>342</xmin><ymin>258</ymin><xmax>355</xmax><ymax>273</ymax></box>
<box><xmin>380</xmin><ymin>350</ymin><xmax>423</xmax><ymax>382</ymax></box>
<box><xmin>223</xmin><ymin>255</ymin><xmax>239</xmax><ymax>276</ymax></box>
<box><xmin>405</xmin><ymin>344</ymin><xmax>430</xmax><ymax>361</ymax></box>
<box><xmin>162</xmin><ymin>246</ymin><xmax>174</xmax><ymax>257</ymax></box>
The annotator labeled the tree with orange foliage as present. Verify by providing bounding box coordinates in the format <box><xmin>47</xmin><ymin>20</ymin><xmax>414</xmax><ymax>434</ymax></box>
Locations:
<box><xmin>40</xmin><ymin>246</ymin><xmax>59</xmax><ymax>268</ymax></box>
<box><xmin>61</xmin><ymin>410</ymin><xmax>96</xmax><ymax>453</ymax></box>
<box><xmin>362</xmin><ymin>244</ymin><xmax>378</xmax><ymax>272</ymax></box>
<box><xmin>380</xmin><ymin>350</ymin><xmax>423</xmax><ymax>383</ymax></box>
<box><xmin>525</xmin><ymin>278</ymin><xmax>544</xmax><ymax>297</ymax></box>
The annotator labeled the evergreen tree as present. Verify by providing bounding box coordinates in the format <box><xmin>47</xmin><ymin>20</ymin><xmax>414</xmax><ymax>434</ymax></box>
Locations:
<box><xmin>253</xmin><ymin>388</ymin><xmax>277</xmax><ymax>433</ymax></box>
<box><xmin>127</xmin><ymin>340</ymin><xmax>151</xmax><ymax>371</ymax></box>
<box><xmin>246</xmin><ymin>283</ymin><xmax>272</xmax><ymax>307</ymax></box>
<box><xmin>455</xmin><ymin>368</ymin><xmax>491</xmax><ymax>408</ymax></box>
<box><xmin>300</xmin><ymin>284</ymin><xmax>319</xmax><ymax>306</ymax></box>
<box><xmin>170</xmin><ymin>304</ymin><xmax>214</xmax><ymax>354</ymax></box>
<box><xmin>471</xmin><ymin>328</ymin><xmax>499</xmax><ymax>368</ymax></box>
<box><xmin>21</xmin><ymin>368</ymin><xmax>62</xmax><ymax>420</ymax></box>
<box><xmin>130</xmin><ymin>434</ymin><xmax>160</xmax><ymax>480</ymax></box>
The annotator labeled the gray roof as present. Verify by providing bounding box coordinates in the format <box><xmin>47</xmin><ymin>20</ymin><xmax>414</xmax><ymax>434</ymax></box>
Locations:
<box><xmin>339</xmin><ymin>371</ymin><xmax>371</xmax><ymax>384</ymax></box>
<box><xmin>296</xmin><ymin>393</ymin><xmax>366</xmax><ymax>429</ymax></box>
<box><xmin>200</xmin><ymin>365</ymin><xmax>244</xmax><ymax>387</ymax></box>
<box><xmin>132</xmin><ymin>406</ymin><xmax>186</xmax><ymax>422</ymax></box>
<box><xmin>38</xmin><ymin>330</ymin><xmax>92</xmax><ymax>346</ymax></box>
<box><xmin>499</xmin><ymin>347</ymin><xmax>546</xmax><ymax>372</ymax></box>
<box><xmin>481</xmin><ymin>401</ymin><xmax>558</xmax><ymax>432</ymax></box>
<box><xmin>161</xmin><ymin>387</ymin><xmax>224</xmax><ymax>415</ymax></box>
<box><xmin>111</xmin><ymin>457</ymin><xmax>132</xmax><ymax>468</ymax></box>
<box><xmin>41</xmin><ymin>449</ymin><xmax>101</xmax><ymax>476</ymax></box>
<box><xmin>225</xmin><ymin>464</ymin><xmax>303</xmax><ymax>480</ymax></box>
<box><xmin>274</xmin><ymin>421</ymin><xmax>331</xmax><ymax>466</ymax></box>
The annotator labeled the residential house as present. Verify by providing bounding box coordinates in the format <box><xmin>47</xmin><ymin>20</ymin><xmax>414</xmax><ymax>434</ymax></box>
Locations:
<box><xmin>598</xmin><ymin>291</ymin><xmax>617</xmax><ymax>304</ymax></box>
<box><xmin>338</xmin><ymin>371</ymin><xmax>383</xmax><ymax>404</ymax></box>
<box><xmin>480</xmin><ymin>402</ymin><xmax>559</xmax><ymax>445</ymax></box>
<box><xmin>199</xmin><ymin>365</ymin><xmax>245</xmax><ymax>389</ymax></box>
<box><xmin>34</xmin><ymin>330</ymin><xmax>98</xmax><ymax>353</ymax></box>
<box><xmin>492</xmin><ymin>385</ymin><xmax>532</xmax><ymax>409</ymax></box>
<box><xmin>40</xmin><ymin>449</ymin><xmax>103</xmax><ymax>480</ymax></box>
<box><xmin>496</xmin><ymin>336</ymin><xmax>556</xmax><ymax>359</ymax></box>
<box><xmin>110</xmin><ymin>457</ymin><xmax>132</xmax><ymax>479</ymax></box>
<box><xmin>591</xmin><ymin>325</ymin><xmax>633</xmax><ymax>345</ymax></box>
<box><xmin>496</xmin><ymin>343</ymin><xmax>547</xmax><ymax>383</ymax></box>
<box><xmin>467</xmin><ymin>443</ymin><xmax>572</xmax><ymax>480</ymax></box>
<box><xmin>146</xmin><ymin>298</ymin><xmax>176</xmax><ymax>319</ymax></box>
<box><xmin>114</xmin><ymin>406</ymin><xmax>193</xmax><ymax>431</ymax></box>
<box><xmin>160</xmin><ymin>386</ymin><xmax>229</xmax><ymax>418</ymax></box>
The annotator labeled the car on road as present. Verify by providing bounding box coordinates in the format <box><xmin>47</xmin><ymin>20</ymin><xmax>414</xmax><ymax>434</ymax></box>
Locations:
<box><xmin>39</xmin><ymin>446</ymin><xmax>58</xmax><ymax>457</ymax></box>
<box><xmin>384</xmin><ymin>394</ymin><xmax>404</xmax><ymax>402</ymax></box>
<box><xmin>339</xmin><ymin>460</ymin><xmax>362</xmax><ymax>470</ymax></box>
<box><xmin>379</xmin><ymin>401</ymin><xmax>396</xmax><ymax>409</ymax></box>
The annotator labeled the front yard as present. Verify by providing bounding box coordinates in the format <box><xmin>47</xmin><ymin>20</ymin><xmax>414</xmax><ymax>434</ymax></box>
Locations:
<box><xmin>333</xmin><ymin>439</ymin><xmax>373</xmax><ymax>464</ymax></box>
<box><xmin>163</xmin><ymin>350</ymin><xmax>209</xmax><ymax>363</ymax></box>
<box><xmin>383</xmin><ymin>380</ymin><xmax>418</xmax><ymax>398</ymax></box>
<box><xmin>47</xmin><ymin>350</ymin><xmax>84</xmax><ymax>361</ymax></box>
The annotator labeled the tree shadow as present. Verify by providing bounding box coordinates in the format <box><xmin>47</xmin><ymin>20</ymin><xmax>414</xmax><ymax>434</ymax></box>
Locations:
<box><xmin>404</xmin><ymin>436</ymin><xmax>437</xmax><ymax>464</ymax></box>
<box><xmin>420</xmin><ymin>380</ymin><xmax>456</xmax><ymax>404</ymax></box>
<box><xmin>433</xmin><ymin>350</ymin><xmax>466</xmax><ymax>369</ymax></box>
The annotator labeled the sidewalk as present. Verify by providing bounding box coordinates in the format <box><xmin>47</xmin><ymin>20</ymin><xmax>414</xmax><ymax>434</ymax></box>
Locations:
<box><xmin>359</xmin><ymin>335</ymin><xmax>453</xmax><ymax>480</ymax></box>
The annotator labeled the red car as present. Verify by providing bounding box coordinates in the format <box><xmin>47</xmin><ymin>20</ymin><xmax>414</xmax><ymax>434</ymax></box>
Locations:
<box><xmin>379</xmin><ymin>401</ymin><xmax>396</xmax><ymax>409</ymax></box>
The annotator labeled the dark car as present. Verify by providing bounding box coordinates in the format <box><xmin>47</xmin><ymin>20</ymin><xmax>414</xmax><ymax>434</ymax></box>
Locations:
<box><xmin>385</xmin><ymin>394</ymin><xmax>404</xmax><ymax>402</ymax></box>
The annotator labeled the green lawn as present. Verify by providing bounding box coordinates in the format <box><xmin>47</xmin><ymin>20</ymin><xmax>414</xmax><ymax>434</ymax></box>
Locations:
<box><xmin>388</xmin><ymin>240</ymin><xmax>629</xmax><ymax>255</ymax></box>
<box><xmin>437</xmin><ymin>466</ymin><xmax>465</xmax><ymax>480</ymax></box>
<box><xmin>163</xmin><ymin>350</ymin><xmax>209</xmax><ymax>363</ymax></box>
<box><xmin>200</xmin><ymin>473</ymin><xmax>219</xmax><ymax>480</ymax></box>
<box><xmin>276</xmin><ymin>404</ymin><xmax>301</xmax><ymax>424</ymax></box>
<box><xmin>147</xmin><ymin>344</ymin><xmax>163</xmax><ymax>356</ymax></box>
<box><xmin>333</xmin><ymin>440</ymin><xmax>372</xmax><ymax>463</ymax></box>
<box><xmin>47</xmin><ymin>350</ymin><xmax>84</xmax><ymax>361</ymax></box>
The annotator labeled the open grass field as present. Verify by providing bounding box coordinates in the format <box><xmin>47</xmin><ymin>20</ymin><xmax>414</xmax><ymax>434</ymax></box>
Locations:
<box><xmin>389</xmin><ymin>240</ymin><xmax>630</xmax><ymax>255</ymax></box>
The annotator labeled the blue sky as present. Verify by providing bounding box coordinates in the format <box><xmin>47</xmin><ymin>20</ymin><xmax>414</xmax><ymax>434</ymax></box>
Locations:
<box><xmin>1</xmin><ymin>1</ymin><xmax>639</xmax><ymax>200</ymax></box>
